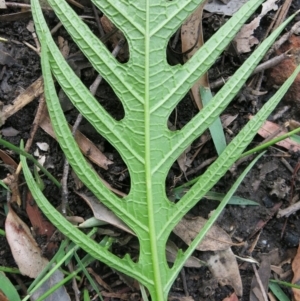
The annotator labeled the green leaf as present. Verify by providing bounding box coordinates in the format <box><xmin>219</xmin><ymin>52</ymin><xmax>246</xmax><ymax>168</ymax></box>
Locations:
<box><xmin>25</xmin><ymin>0</ymin><xmax>299</xmax><ymax>300</ymax></box>
<box><xmin>201</xmin><ymin>86</ymin><xmax>227</xmax><ymax>155</ymax></box>
<box><xmin>269</xmin><ymin>282</ymin><xmax>290</xmax><ymax>301</ymax></box>
<box><xmin>0</xmin><ymin>271</ymin><xmax>21</xmax><ymax>301</ymax></box>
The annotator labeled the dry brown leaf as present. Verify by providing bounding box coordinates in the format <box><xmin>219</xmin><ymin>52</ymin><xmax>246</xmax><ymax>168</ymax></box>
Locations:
<box><xmin>5</xmin><ymin>203</ymin><xmax>48</xmax><ymax>278</ymax></box>
<box><xmin>39</xmin><ymin>112</ymin><xmax>113</xmax><ymax>170</ymax></box>
<box><xmin>26</xmin><ymin>191</ymin><xmax>58</xmax><ymax>257</ymax></box>
<box><xmin>234</xmin><ymin>0</ymin><xmax>278</xmax><ymax>53</ymax></box>
<box><xmin>181</xmin><ymin>3</ymin><xmax>208</xmax><ymax>110</ymax></box>
<box><xmin>166</xmin><ymin>240</ymin><xmax>202</xmax><ymax>268</ymax></box>
<box><xmin>173</xmin><ymin>216</ymin><xmax>232</xmax><ymax>251</ymax></box>
<box><xmin>249</xmin><ymin>116</ymin><xmax>300</xmax><ymax>152</ymax></box>
<box><xmin>292</xmin><ymin>244</ymin><xmax>300</xmax><ymax>301</ymax></box>
<box><xmin>0</xmin><ymin>149</ymin><xmax>18</xmax><ymax>169</ymax></box>
<box><xmin>0</xmin><ymin>77</ymin><xmax>43</xmax><ymax>126</ymax></box>
<box><xmin>76</xmin><ymin>191</ymin><xmax>134</xmax><ymax>235</ymax></box>
<box><xmin>206</xmin><ymin>248</ymin><xmax>243</xmax><ymax>296</ymax></box>
<box><xmin>250</xmin><ymin>255</ymin><xmax>271</xmax><ymax>301</ymax></box>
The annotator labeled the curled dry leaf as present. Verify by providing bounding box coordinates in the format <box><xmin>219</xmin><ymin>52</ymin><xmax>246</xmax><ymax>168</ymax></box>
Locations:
<box><xmin>5</xmin><ymin>203</ymin><xmax>48</xmax><ymax>278</ymax></box>
<box><xmin>173</xmin><ymin>216</ymin><xmax>232</xmax><ymax>251</ymax></box>
<box><xmin>234</xmin><ymin>0</ymin><xmax>278</xmax><ymax>53</ymax></box>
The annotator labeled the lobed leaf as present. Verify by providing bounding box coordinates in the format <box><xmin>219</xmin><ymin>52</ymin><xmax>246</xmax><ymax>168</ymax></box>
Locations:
<box><xmin>27</xmin><ymin>0</ymin><xmax>299</xmax><ymax>299</ymax></box>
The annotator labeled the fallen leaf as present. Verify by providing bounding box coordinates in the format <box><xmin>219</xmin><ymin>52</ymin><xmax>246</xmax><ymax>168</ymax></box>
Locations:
<box><xmin>5</xmin><ymin>203</ymin><xmax>48</xmax><ymax>278</ymax></box>
<box><xmin>76</xmin><ymin>191</ymin><xmax>135</xmax><ymax>235</ymax></box>
<box><xmin>5</xmin><ymin>204</ymin><xmax>70</xmax><ymax>301</ymax></box>
<box><xmin>206</xmin><ymin>248</ymin><xmax>243</xmax><ymax>296</ymax></box>
<box><xmin>0</xmin><ymin>77</ymin><xmax>43</xmax><ymax>126</ymax></box>
<box><xmin>250</xmin><ymin>255</ymin><xmax>271</xmax><ymax>301</ymax></box>
<box><xmin>166</xmin><ymin>240</ymin><xmax>202</xmax><ymax>268</ymax></box>
<box><xmin>0</xmin><ymin>149</ymin><xmax>18</xmax><ymax>169</ymax></box>
<box><xmin>173</xmin><ymin>216</ymin><xmax>232</xmax><ymax>251</ymax></box>
<box><xmin>249</xmin><ymin>116</ymin><xmax>300</xmax><ymax>152</ymax></box>
<box><xmin>234</xmin><ymin>0</ymin><xmax>278</xmax><ymax>53</ymax></box>
<box><xmin>31</xmin><ymin>269</ymin><xmax>71</xmax><ymax>301</ymax></box>
<box><xmin>26</xmin><ymin>191</ymin><xmax>58</xmax><ymax>257</ymax></box>
<box><xmin>181</xmin><ymin>3</ymin><xmax>208</xmax><ymax>110</ymax></box>
<box><xmin>39</xmin><ymin>112</ymin><xmax>113</xmax><ymax>170</ymax></box>
<box><xmin>292</xmin><ymin>244</ymin><xmax>300</xmax><ymax>301</ymax></box>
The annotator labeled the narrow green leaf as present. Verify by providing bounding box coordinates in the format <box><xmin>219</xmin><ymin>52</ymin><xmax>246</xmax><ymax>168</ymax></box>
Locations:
<box><xmin>0</xmin><ymin>271</ymin><xmax>21</xmax><ymax>301</ymax></box>
<box><xmin>201</xmin><ymin>86</ymin><xmax>227</xmax><ymax>155</ymax></box>
<box><xmin>269</xmin><ymin>282</ymin><xmax>290</xmax><ymax>301</ymax></box>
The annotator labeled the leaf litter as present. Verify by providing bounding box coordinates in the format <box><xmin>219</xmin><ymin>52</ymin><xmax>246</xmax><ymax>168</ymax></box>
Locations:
<box><xmin>1</xmin><ymin>0</ymin><xmax>300</xmax><ymax>298</ymax></box>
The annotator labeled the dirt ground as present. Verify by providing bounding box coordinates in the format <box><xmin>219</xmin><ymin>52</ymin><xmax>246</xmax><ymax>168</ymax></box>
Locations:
<box><xmin>1</xmin><ymin>1</ymin><xmax>300</xmax><ymax>301</ymax></box>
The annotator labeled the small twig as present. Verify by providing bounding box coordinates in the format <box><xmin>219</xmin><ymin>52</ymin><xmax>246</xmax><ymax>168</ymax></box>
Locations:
<box><xmin>68</xmin><ymin>261</ymin><xmax>81</xmax><ymax>301</ymax></box>
<box><xmin>280</xmin><ymin>157</ymin><xmax>294</xmax><ymax>173</ymax></box>
<box><xmin>180</xmin><ymin>268</ymin><xmax>189</xmax><ymax>297</ymax></box>
<box><xmin>266</xmin><ymin>20</ymin><xmax>300</xmax><ymax>58</ymax></box>
<box><xmin>66</xmin><ymin>0</ymin><xmax>84</xmax><ymax>9</ymax></box>
<box><xmin>90</xmin><ymin>39</ymin><xmax>125</xmax><ymax>94</ymax></box>
<box><xmin>24</xmin><ymin>95</ymin><xmax>46</xmax><ymax>152</ymax></box>
<box><xmin>210</xmin><ymin>52</ymin><xmax>290</xmax><ymax>89</ymax></box>
<box><xmin>186</xmin><ymin>156</ymin><xmax>216</xmax><ymax>177</ymax></box>
<box><xmin>92</xmin><ymin>3</ymin><xmax>105</xmax><ymax>38</ymax></box>
<box><xmin>271</xmin><ymin>0</ymin><xmax>292</xmax><ymax>33</ymax></box>
<box><xmin>5</xmin><ymin>2</ymin><xmax>52</xmax><ymax>10</ymax></box>
<box><xmin>277</xmin><ymin>200</ymin><xmax>300</xmax><ymax>218</ymax></box>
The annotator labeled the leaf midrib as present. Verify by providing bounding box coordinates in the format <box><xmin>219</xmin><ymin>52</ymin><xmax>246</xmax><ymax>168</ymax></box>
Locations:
<box><xmin>145</xmin><ymin>2</ymin><xmax>164</xmax><ymax>299</ymax></box>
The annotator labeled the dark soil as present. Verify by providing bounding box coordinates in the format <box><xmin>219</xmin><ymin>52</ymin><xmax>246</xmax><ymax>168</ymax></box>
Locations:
<box><xmin>1</xmin><ymin>1</ymin><xmax>300</xmax><ymax>301</ymax></box>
